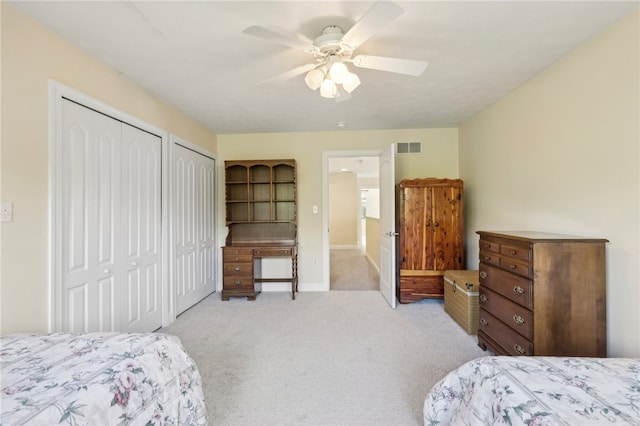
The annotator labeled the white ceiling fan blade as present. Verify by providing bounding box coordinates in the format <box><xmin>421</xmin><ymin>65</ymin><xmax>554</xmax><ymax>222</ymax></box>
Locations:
<box><xmin>243</xmin><ymin>25</ymin><xmax>313</xmax><ymax>51</ymax></box>
<box><xmin>341</xmin><ymin>1</ymin><xmax>404</xmax><ymax>49</ymax></box>
<box><xmin>256</xmin><ymin>63</ymin><xmax>317</xmax><ymax>87</ymax></box>
<box><xmin>352</xmin><ymin>55</ymin><xmax>428</xmax><ymax>76</ymax></box>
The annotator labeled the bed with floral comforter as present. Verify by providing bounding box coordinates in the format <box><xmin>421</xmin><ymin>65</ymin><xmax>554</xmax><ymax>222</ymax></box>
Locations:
<box><xmin>1</xmin><ymin>332</ymin><xmax>207</xmax><ymax>425</ymax></box>
<box><xmin>424</xmin><ymin>356</ymin><xmax>640</xmax><ymax>425</ymax></box>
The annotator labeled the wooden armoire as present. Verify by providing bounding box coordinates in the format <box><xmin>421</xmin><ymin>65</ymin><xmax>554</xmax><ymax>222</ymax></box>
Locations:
<box><xmin>396</xmin><ymin>178</ymin><xmax>464</xmax><ymax>303</ymax></box>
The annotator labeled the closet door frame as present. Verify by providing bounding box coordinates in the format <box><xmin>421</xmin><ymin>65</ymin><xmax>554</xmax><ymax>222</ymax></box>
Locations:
<box><xmin>49</xmin><ymin>81</ymin><xmax>172</xmax><ymax>331</ymax></box>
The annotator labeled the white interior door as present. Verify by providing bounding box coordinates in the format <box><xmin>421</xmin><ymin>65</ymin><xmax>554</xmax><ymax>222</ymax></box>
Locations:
<box><xmin>379</xmin><ymin>144</ymin><xmax>397</xmax><ymax>308</ymax></box>
<box><xmin>61</xmin><ymin>100</ymin><xmax>121</xmax><ymax>332</ymax></box>
<box><xmin>120</xmin><ymin>124</ymin><xmax>162</xmax><ymax>332</ymax></box>
<box><xmin>174</xmin><ymin>144</ymin><xmax>216</xmax><ymax>314</ymax></box>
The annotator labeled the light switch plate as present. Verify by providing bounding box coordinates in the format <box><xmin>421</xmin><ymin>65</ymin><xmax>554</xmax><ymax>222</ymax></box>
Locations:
<box><xmin>1</xmin><ymin>202</ymin><xmax>13</xmax><ymax>223</ymax></box>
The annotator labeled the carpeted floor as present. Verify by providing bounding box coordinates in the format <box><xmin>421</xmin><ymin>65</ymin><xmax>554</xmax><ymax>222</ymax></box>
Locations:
<box><xmin>330</xmin><ymin>249</ymin><xmax>379</xmax><ymax>290</ymax></box>
<box><xmin>160</xmin><ymin>290</ymin><xmax>488</xmax><ymax>425</ymax></box>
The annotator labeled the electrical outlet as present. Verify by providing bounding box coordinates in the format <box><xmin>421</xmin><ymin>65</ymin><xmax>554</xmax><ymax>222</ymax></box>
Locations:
<box><xmin>312</xmin><ymin>205</ymin><xmax>318</xmax><ymax>214</ymax></box>
<box><xmin>0</xmin><ymin>202</ymin><xmax>12</xmax><ymax>223</ymax></box>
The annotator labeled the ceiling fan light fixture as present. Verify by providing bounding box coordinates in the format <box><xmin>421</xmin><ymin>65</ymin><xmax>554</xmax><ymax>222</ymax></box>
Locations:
<box><xmin>304</xmin><ymin>68</ymin><xmax>325</xmax><ymax>90</ymax></box>
<box><xmin>342</xmin><ymin>72</ymin><xmax>361</xmax><ymax>93</ymax></box>
<box><xmin>320</xmin><ymin>78</ymin><xmax>337</xmax><ymax>98</ymax></box>
<box><xmin>328</xmin><ymin>61</ymin><xmax>349</xmax><ymax>84</ymax></box>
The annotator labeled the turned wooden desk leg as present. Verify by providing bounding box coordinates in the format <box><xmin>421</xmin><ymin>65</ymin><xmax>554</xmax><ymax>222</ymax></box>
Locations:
<box><xmin>291</xmin><ymin>253</ymin><xmax>298</xmax><ymax>300</ymax></box>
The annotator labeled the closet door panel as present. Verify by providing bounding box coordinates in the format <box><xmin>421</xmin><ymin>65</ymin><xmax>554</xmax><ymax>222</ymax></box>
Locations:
<box><xmin>174</xmin><ymin>145</ymin><xmax>216</xmax><ymax>314</ymax></box>
<box><xmin>121</xmin><ymin>124</ymin><xmax>162</xmax><ymax>332</ymax></box>
<box><xmin>61</xmin><ymin>99</ymin><xmax>120</xmax><ymax>332</ymax></box>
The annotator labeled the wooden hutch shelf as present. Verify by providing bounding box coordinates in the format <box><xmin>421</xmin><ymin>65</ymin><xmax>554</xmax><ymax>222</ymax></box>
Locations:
<box><xmin>222</xmin><ymin>159</ymin><xmax>298</xmax><ymax>301</ymax></box>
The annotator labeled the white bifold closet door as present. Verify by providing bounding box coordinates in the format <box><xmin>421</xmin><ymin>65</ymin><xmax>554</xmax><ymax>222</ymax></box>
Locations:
<box><xmin>174</xmin><ymin>144</ymin><xmax>216</xmax><ymax>314</ymax></box>
<box><xmin>60</xmin><ymin>99</ymin><xmax>162</xmax><ymax>333</ymax></box>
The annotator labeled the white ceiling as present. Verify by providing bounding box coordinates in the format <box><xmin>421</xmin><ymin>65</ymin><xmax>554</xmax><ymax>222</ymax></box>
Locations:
<box><xmin>11</xmin><ymin>1</ymin><xmax>638</xmax><ymax>135</ymax></box>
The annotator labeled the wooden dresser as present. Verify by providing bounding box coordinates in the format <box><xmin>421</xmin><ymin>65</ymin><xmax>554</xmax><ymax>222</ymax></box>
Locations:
<box><xmin>477</xmin><ymin>231</ymin><xmax>607</xmax><ymax>357</ymax></box>
<box><xmin>396</xmin><ymin>178</ymin><xmax>464</xmax><ymax>303</ymax></box>
<box><xmin>222</xmin><ymin>160</ymin><xmax>298</xmax><ymax>301</ymax></box>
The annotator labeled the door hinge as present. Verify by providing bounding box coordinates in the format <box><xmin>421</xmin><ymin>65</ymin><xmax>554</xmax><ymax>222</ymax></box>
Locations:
<box><xmin>402</xmin><ymin>192</ymin><xmax>406</xmax><ymax>201</ymax></box>
<box><xmin>457</xmin><ymin>193</ymin><xmax>461</xmax><ymax>201</ymax></box>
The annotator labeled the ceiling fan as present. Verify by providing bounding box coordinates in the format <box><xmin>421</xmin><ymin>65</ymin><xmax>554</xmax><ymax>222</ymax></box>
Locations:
<box><xmin>243</xmin><ymin>0</ymin><xmax>428</xmax><ymax>101</ymax></box>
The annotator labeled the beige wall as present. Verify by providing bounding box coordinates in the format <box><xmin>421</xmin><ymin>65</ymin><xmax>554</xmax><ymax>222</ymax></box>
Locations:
<box><xmin>365</xmin><ymin>217</ymin><xmax>381</xmax><ymax>270</ymax></box>
<box><xmin>459</xmin><ymin>10</ymin><xmax>639</xmax><ymax>357</ymax></box>
<box><xmin>217</xmin><ymin>128</ymin><xmax>459</xmax><ymax>288</ymax></box>
<box><xmin>329</xmin><ymin>172</ymin><xmax>358</xmax><ymax>247</ymax></box>
<box><xmin>0</xmin><ymin>4</ymin><xmax>217</xmax><ymax>334</ymax></box>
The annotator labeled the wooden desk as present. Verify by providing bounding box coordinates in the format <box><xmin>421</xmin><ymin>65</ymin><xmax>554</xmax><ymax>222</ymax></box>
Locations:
<box><xmin>221</xmin><ymin>244</ymin><xmax>298</xmax><ymax>301</ymax></box>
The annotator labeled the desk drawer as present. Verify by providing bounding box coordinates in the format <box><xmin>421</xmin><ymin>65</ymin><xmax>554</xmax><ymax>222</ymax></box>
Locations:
<box><xmin>253</xmin><ymin>248</ymin><xmax>292</xmax><ymax>256</ymax></box>
<box><xmin>223</xmin><ymin>262</ymin><xmax>253</xmax><ymax>276</ymax></box>
<box><xmin>223</xmin><ymin>247</ymin><xmax>253</xmax><ymax>256</ymax></box>
<box><xmin>223</xmin><ymin>276</ymin><xmax>254</xmax><ymax>289</ymax></box>
<box><xmin>223</xmin><ymin>252</ymin><xmax>253</xmax><ymax>262</ymax></box>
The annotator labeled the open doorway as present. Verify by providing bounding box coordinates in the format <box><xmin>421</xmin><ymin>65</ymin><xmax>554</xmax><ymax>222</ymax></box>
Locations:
<box><xmin>327</xmin><ymin>155</ymin><xmax>380</xmax><ymax>290</ymax></box>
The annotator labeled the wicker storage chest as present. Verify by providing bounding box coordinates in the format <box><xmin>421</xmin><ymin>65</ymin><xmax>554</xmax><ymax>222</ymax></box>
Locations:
<box><xmin>444</xmin><ymin>270</ymin><xmax>479</xmax><ymax>334</ymax></box>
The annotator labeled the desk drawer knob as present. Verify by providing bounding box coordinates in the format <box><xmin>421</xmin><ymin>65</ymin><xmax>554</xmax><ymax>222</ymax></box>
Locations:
<box><xmin>514</xmin><ymin>344</ymin><xmax>526</xmax><ymax>355</ymax></box>
<box><xmin>479</xmin><ymin>271</ymin><xmax>488</xmax><ymax>279</ymax></box>
<box><xmin>513</xmin><ymin>286</ymin><xmax>525</xmax><ymax>296</ymax></box>
<box><xmin>480</xmin><ymin>318</ymin><xmax>488</xmax><ymax>326</ymax></box>
<box><xmin>513</xmin><ymin>314</ymin><xmax>525</xmax><ymax>326</ymax></box>
<box><xmin>234</xmin><ymin>266</ymin><xmax>241</xmax><ymax>271</ymax></box>
<box><xmin>509</xmin><ymin>264</ymin><xmax>517</xmax><ymax>270</ymax></box>
<box><xmin>234</xmin><ymin>280</ymin><xmax>241</xmax><ymax>285</ymax></box>
<box><xmin>255</xmin><ymin>250</ymin><xmax>261</xmax><ymax>255</ymax></box>
<box><xmin>479</xmin><ymin>293</ymin><xmax>488</xmax><ymax>303</ymax></box>
<box><xmin>510</xmin><ymin>250</ymin><xmax>517</xmax><ymax>255</ymax></box>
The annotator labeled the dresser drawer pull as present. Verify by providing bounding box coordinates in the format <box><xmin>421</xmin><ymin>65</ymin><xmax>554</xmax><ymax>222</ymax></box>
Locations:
<box><xmin>480</xmin><ymin>318</ymin><xmax>488</xmax><ymax>326</ymax></box>
<box><xmin>234</xmin><ymin>266</ymin><xmax>241</xmax><ymax>271</ymax></box>
<box><xmin>234</xmin><ymin>257</ymin><xmax>240</xmax><ymax>261</ymax></box>
<box><xmin>479</xmin><ymin>271</ymin><xmax>488</xmax><ymax>279</ymax></box>
<box><xmin>513</xmin><ymin>286</ymin><xmax>525</xmax><ymax>296</ymax></box>
<box><xmin>483</xmin><ymin>256</ymin><xmax>491</xmax><ymax>261</ymax></box>
<box><xmin>484</xmin><ymin>243</ymin><xmax>491</xmax><ymax>249</ymax></box>
<box><xmin>234</xmin><ymin>280</ymin><xmax>241</xmax><ymax>285</ymax></box>
<box><xmin>513</xmin><ymin>314</ymin><xmax>525</xmax><ymax>326</ymax></box>
<box><xmin>509</xmin><ymin>264</ymin><xmax>517</xmax><ymax>270</ymax></box>
<box><xmin>479</xmin><ymin>293</ymin><xmax>488</xmax><ymax>303</ymax></box>
<box><xmin>255</xmin><ymin>250</ymin><xmax>261</xmax><ymax>255</ymax></box>
<box><xmin>514</xmin><ymin>344</ymin><xmax>526</xmax><ymax>355</ymax></box>
<box><xmin>510</xmin><ymin>250</ymin><xmax>517</xmax><ymax>255</ymax></box>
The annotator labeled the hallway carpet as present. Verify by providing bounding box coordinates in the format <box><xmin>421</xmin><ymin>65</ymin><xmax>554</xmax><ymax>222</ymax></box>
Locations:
<box><xmin>330</xmin><ymin>248</ymin><xmax>379</xmax><ymax>290</ymax></box>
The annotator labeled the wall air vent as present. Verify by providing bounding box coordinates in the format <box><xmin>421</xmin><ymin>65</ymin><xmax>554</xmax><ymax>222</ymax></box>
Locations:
<box><xmin>396</xmin><ymin>142</ymin><xmax>422</xmax><ymax>154</ymax></box>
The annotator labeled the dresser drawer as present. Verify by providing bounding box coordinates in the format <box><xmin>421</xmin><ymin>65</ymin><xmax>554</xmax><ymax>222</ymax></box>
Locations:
<box><xmin>479</xmin><ymin>308</ymin><xmax>533</xmax><ymax>356</ymax></box>
<box><xmin>479</xmin><ymin>250</ymin><xmax>500</xmax><ymax>267</ymax></box>
<box><xmin>253</xmin><ymin>248</ymin><xmax>293</xmax><ymax>257</ymax></box>
<box><xmin>479</xmin><ymin>264</ymin><xmax>532</xmax><ymax>309</ymax></box>
<box><xmin>479</xmin><ymin>287</ymin><xmax>533</xmax><ymax>340</ymax></box>
<box><xmin>479</xmin><ymin>239</ymin><xmax>500</xmax><ymax>254</ymax></box>
<box><xmin>223</xmin><ymin>262</ymin><xmax>253</xmax><ymax>276</ymax></box>
<box><xmin>500</xmin><ymin>243</ymin><xmax>531</xmax><ymax>263</ymax></box>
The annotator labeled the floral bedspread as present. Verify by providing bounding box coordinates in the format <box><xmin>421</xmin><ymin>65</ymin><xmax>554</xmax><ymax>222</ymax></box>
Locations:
<box><xmin>424</xmin><ymin>356</ymin><xmax>640</xmax><ymax>425</ymax></box>
<box><xmin>1</xmin><ymin>333</ymin><xmax>208</xmax><ymax>425</ymax></box>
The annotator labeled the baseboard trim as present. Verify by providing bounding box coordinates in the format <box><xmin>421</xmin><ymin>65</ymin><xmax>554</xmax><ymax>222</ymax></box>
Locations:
<box><xmin>330</xmin><ymin>245</ymin><xmax>360</xmax><ymax>250</ymax></box>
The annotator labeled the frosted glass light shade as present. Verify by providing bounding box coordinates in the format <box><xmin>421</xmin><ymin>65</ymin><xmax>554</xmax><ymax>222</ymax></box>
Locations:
<box><xmin>328</xmin><ymin>62</ymin><xmax>349</xmax><ymax>84</ymax></box>
<box><xmin>342</xmin><ymin>72</ymin><xmax>361</xmax><ymax>93</ymax></box>
<box><xmin>320</xmin><ymin>79</ymin><xmax>337</xmax><ymax>98</ymax></box>
<box><xmin>304</xmin><ymin>68</ymin><xmax>325</xmax><ymax>90</ymax></box>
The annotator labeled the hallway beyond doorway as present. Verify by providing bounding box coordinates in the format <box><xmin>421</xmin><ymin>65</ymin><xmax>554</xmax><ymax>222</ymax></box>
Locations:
<box><xmin>330</xmin><ymin>249</ymin><xmax>379</xmax><ymax>291</ymax></box>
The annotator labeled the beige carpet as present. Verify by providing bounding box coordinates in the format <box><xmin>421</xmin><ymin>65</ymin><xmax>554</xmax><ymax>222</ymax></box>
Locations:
<box><xmin>330</xmin><ymin>249</ymin><xmax>379</xmax><ymax>290</ymax></box>
<box><xmin>160</xmin><ymin>291</ymin><xmax>488</xmax><ymax>425</ymax></box>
